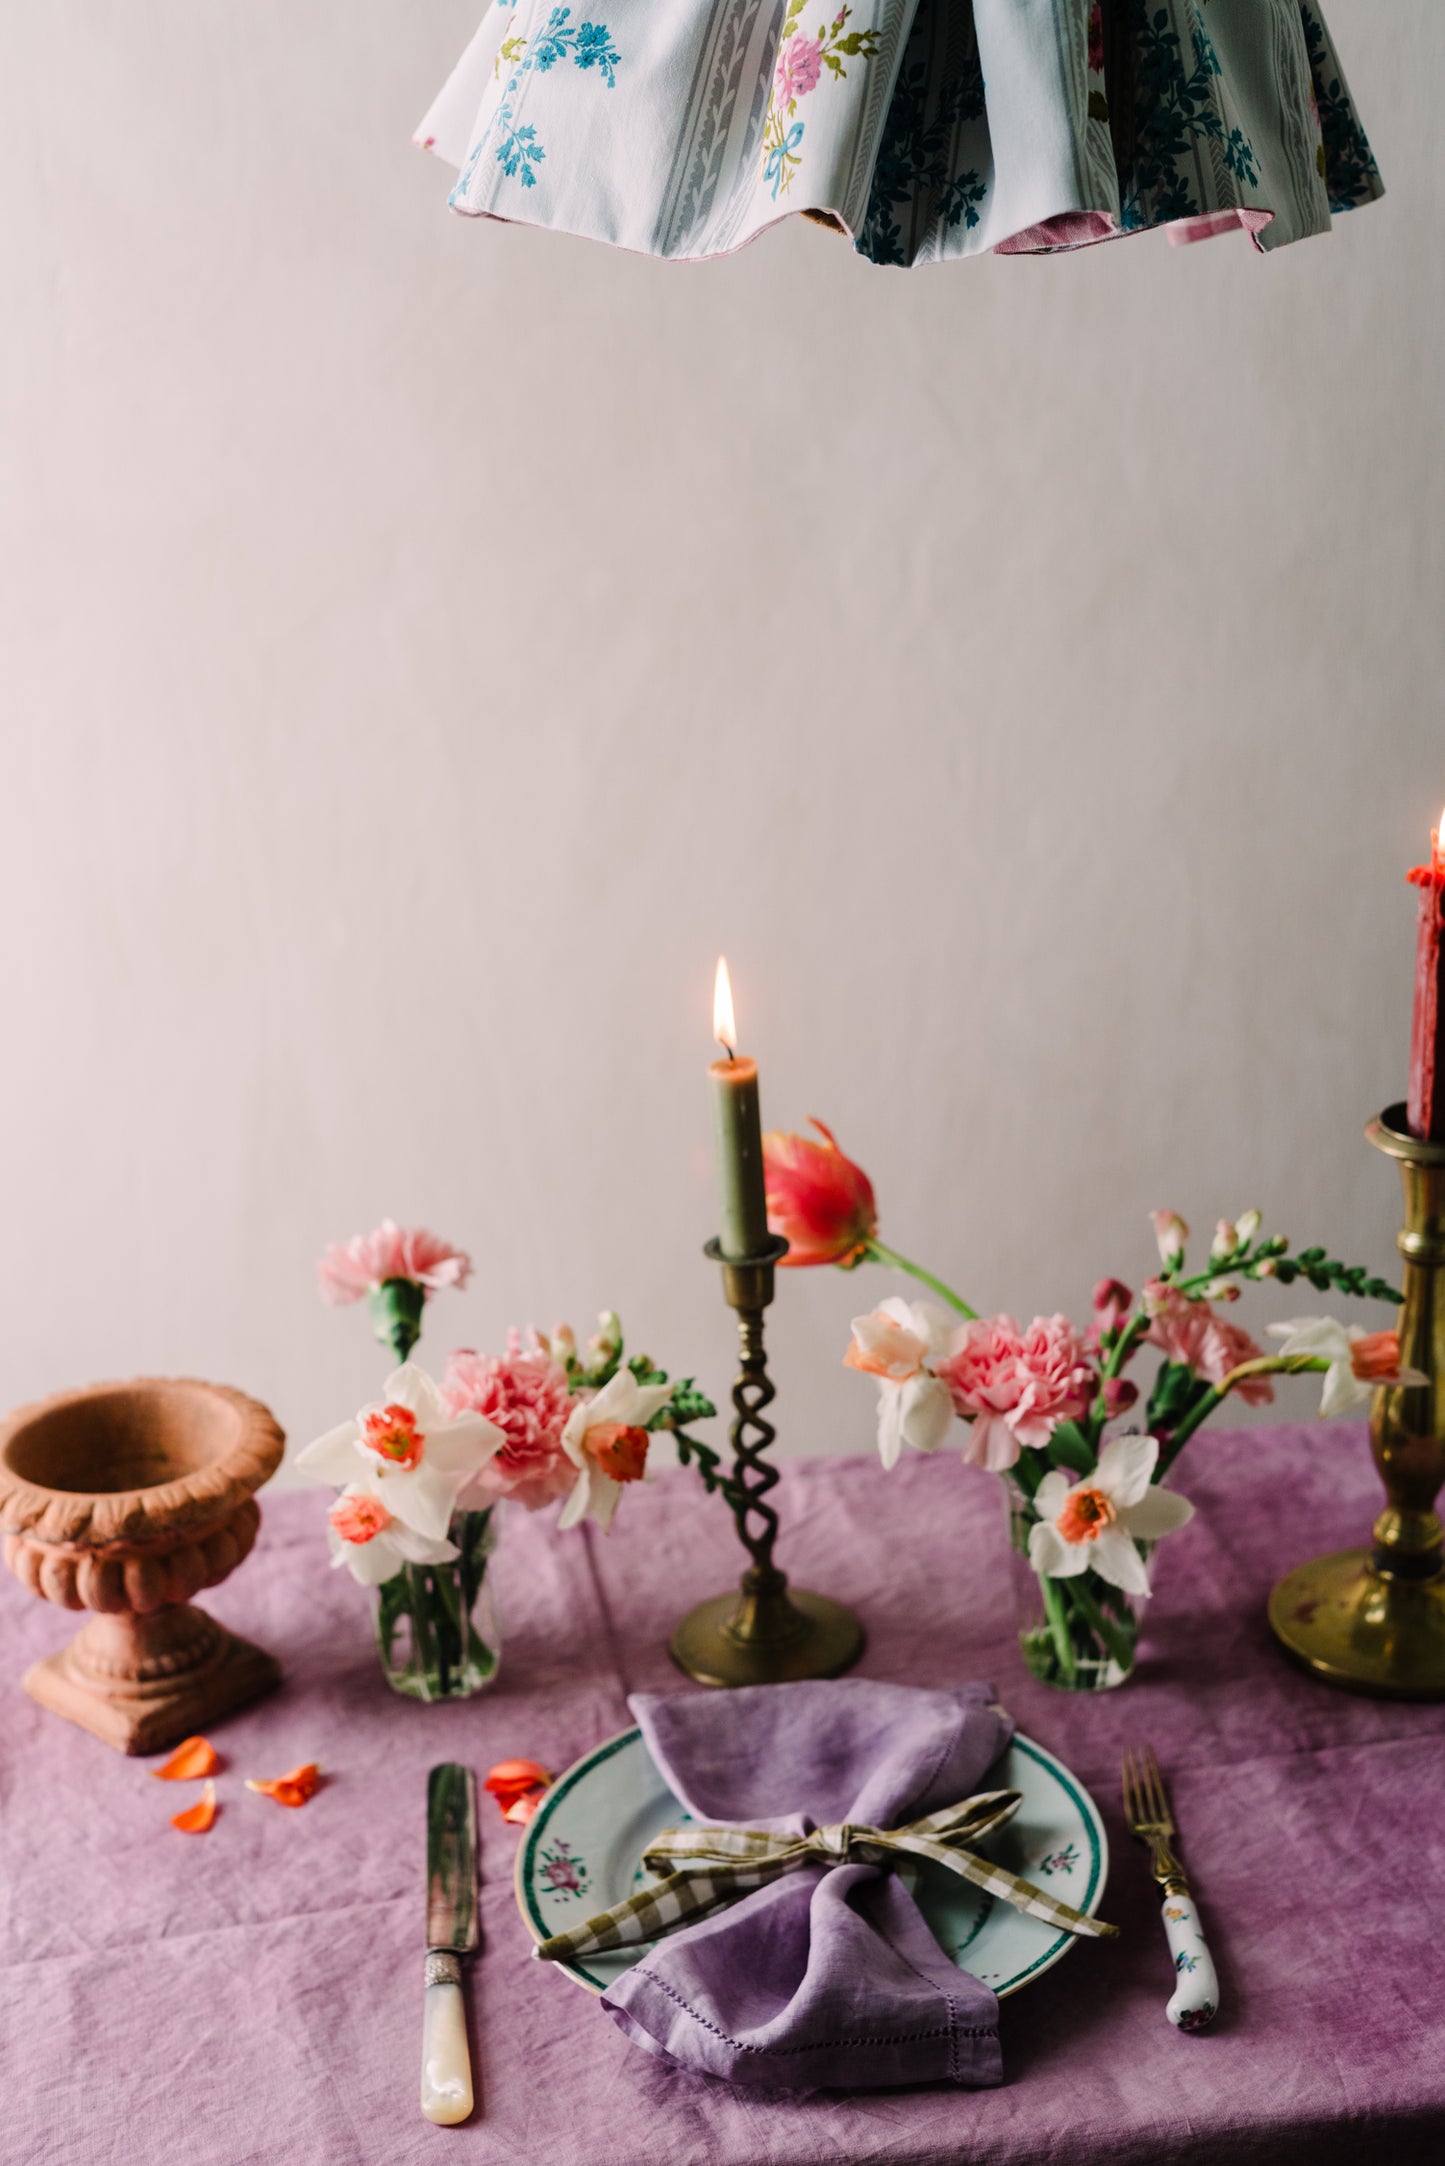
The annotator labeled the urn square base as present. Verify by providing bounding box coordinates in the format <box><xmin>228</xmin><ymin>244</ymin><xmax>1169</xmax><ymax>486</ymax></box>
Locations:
<box><xmin>23</xmin><ymin>1623</ymin><xmax>282</xmax><ymax>1755</ymax></box>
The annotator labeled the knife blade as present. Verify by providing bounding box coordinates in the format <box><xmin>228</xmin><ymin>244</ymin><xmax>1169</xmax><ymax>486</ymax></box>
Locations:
<box><xmin>421</xmin><ymin>1763</ymin><xmax>479</xmax><ymax>2125</ymax></box>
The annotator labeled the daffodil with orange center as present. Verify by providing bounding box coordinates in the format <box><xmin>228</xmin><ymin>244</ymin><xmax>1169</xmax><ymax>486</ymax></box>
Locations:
<box><xmin>1028</xmin><ymin>1435</ymin><xmax>1194</xmax><ymax>1597</ymax></box>
<box><xmin>322</xmin><ymin>1483</ymin><xmax>460</xmax><ymax>1586</ymax></box>
<box><xmin>1265</xmin><ymin>1317</ymin><xmax>1428</xmax><ymax>1418</ymax></box>
<box><xmin>843</xmin><ymin>1297</ymin><xmax>956</xmax><ymax>1469</ymax></box>
<box><xmin>296</xmin><ymin>1363</ymin><xmax>503</xmax><ymax>1578</ymax></box>
<box><xmin>558</xmin><ymin>1368</ymin><xmax>673</xmax><ymax>1533</ymax></box>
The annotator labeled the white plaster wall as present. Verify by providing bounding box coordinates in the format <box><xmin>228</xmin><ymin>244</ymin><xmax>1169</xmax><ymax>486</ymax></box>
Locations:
<box><xmin>1</xmin><ymin>3</ymin><xmax>1440</xmax><ymax>1477</ymax></box>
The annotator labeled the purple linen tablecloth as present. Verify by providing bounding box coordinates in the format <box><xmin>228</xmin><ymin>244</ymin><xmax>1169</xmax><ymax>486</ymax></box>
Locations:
<box><xmin>2</xmin><ymin>1424</ymin><xmax>1443</xmax><ymax>2166</ymax></box>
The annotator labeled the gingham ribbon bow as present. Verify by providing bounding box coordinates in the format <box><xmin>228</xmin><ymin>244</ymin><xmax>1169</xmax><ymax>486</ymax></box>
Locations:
<box><xmin>534</xmin><ymin>1788</ymin><xmax>1115</xmax><ymax>1964</ymax></box>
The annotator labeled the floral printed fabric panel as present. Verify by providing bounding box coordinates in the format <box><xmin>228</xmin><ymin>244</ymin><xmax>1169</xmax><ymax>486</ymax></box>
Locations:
<box><xmin>415</xmin><ymin>0</ymin><xmax>1381</xmax><ymax>266</ymax></box>
<box><xmin>422</xmin><ymin>0</ymin><xmax>915</xmax><ymax>258</ymax></box>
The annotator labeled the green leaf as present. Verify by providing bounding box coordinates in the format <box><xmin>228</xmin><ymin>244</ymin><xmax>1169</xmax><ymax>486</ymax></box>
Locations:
<box><xmin>662</xmin><ymin>1379</ymin><xmax>717</xmax><ymax>1426</ymax></box>
<box><xmin>1145</xmin><ymin>1359</ymin><xmax>1207</xmax><ymax>1433</ymax></box>
<box><xmin>1047</xmin><ymin>1420</ymin><xmax>1095</xmax><ymax>1476</ymax></box>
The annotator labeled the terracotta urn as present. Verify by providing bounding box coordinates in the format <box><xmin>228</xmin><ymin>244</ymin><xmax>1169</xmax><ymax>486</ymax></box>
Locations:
<box><xmin>0</xmin><ymin>1377</ymin><xmax>285</xmax><ymax>1754</ymax></box>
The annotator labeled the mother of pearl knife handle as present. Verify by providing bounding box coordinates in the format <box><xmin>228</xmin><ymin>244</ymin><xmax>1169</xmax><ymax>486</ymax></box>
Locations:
<box><xmin>421</xmin><ymin>1951</ymin><xmax>474</xmax><ymax>2125</ymax></box>
<box><xmin>1161</xmin><ymin>1891</ymin><xmax>1219</xmax><ymax>2031</ymax></box>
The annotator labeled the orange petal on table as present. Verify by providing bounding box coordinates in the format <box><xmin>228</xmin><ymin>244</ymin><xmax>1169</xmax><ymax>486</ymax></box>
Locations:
<box><xmin>483</xmin><ymin>1758</ymin><xmax>553</xmax><ymax>1820</ymax></box>
<box><xmin>170</xmin><ymin>1780</ymin><xmax>217</xmax><ymax>1834</ymax></box>
<box><xmin>244</xmin><ymin>1762</ymin><xmax>322</xmax><ymax>1808</ymax></box>
<box><xmin>152</xmin><ymin>1736</ymin><xmax>219</xmax><ymax>1781</ymax></box>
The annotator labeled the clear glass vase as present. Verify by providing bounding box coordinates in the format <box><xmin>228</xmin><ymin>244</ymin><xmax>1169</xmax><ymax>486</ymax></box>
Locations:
<box><xmin>373</xmin><ymin>1506</ymin><xmax>501</xmax><ymax>1702</ymax></box>
<box><xmin>1006</xmin><ymin>1486</ymin><xmax>1145</xmax><ymax>1691</ymax></box>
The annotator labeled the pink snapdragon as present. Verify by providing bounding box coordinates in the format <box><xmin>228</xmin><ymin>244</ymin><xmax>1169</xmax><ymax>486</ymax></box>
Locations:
<box><xmin>442</xmin><ymin>1333</ymin><xmax>578</xmax><ymax>1511</ymax></box>
<box><xmin>937</xmin><ymin>1314</ymin><xmax>1096</xmax><ymax>1470</ymax></box>
<box><xmin>1146</xmin><ymin>1286</ymin><xmax>1274</xmax><ymax>1404</ymax></box>
<box><xmin>318</xmin><ymin>1220</ymin><xmax>472</xmax><ymax>1305</ymax></box>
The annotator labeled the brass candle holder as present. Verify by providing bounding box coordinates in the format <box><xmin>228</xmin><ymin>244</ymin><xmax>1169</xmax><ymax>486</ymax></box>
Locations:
<box><xmin>669</xmin><ymin>1235</ymin><xmax>865</xmax><ymax>1688</ymax></box>
<box><xmin>1269</xmin><ymin>1103</ymin><xmax>1445</xmax><ymax>1697</ymax></box>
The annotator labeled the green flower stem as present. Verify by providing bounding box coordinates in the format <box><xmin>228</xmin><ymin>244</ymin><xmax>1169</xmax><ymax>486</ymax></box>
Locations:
<box><xmin>404</xmin><ymin>1561</ymin><xmax>440</xmax><ymax>1691</ymax></box>
<box><xmin>1062</xmin><ymin>1572</ymin><xmax>1137</xmax><ymax>1674</ymax></box>
<box><xmin>368</xmin><ymin>1278</ymin><xmax>426</xmax><ymax>1364</ymax></box>
<box><xmin>861</xmin><ymin>1241</ymin><xmax>978</xmax><ymax>1320</ymax></box>
<box><xmin>1155</xmin><ymin>1352</ymin><xmax>1328</xmax><ymax>1475</ymax></box>
<box><xmin>1039</xmin><ymin>1573</ymin><xmax>1078</xmax><ymax>1686</ymax></box>
<box><xmin>1103</xmin><ymin>1313</ymin><xmax>1150</xmax><ymax>1381</ymax></box>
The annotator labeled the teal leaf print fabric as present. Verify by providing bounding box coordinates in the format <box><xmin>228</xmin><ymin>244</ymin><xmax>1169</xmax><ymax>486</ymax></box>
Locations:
<box><xmin>417</xmin><ymin>0</ymin><xmax>1382</xmax><ymax>267</ymax></box>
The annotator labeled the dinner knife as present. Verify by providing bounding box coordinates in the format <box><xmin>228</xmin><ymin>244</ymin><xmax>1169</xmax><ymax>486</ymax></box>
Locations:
<box><xmin>422</xmin><ymin>1763</ymin><xmax>479</xmax><ymax>2125</ymax></box>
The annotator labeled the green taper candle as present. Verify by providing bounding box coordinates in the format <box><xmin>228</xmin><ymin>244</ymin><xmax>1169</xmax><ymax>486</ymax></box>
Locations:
<box><xmin>710</xmin><ymin>957</ymin><xmax>770</xmax><ymax>1260</ymax></box>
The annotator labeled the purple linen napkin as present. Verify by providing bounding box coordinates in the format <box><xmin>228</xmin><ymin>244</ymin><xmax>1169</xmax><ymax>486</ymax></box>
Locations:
<box><xmin>600</xmin><ymin>1678</ymin><xmax>1013</xmax><ymax>2091</ymax></box>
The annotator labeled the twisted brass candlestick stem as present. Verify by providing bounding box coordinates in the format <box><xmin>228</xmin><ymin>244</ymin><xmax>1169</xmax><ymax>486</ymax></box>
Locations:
<box><xmin>1269</xmin><ymin>1103</ymin><xmax>1445</xmax><ymax>1697</ymax></box>
<box><xmin>728</xmin><ymin>1310</ymin><xmax>782</xmax><ymax>1567</ymax></box>
<box><xmin>668</xmin><ymin>1239</ymin><xmax>865</xmax><ymax>1689</ymax></box>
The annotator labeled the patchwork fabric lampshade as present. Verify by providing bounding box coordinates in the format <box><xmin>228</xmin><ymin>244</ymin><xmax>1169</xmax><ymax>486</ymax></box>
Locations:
<box><xmin>417</xmin><ymin>0</ymin><xmax>1382</xmax><ymax>268</ymax></box>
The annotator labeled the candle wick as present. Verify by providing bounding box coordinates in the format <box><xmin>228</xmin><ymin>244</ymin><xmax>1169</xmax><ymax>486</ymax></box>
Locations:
<box><xmin>719</xmin><ymin>1040</ymin><xmax>735</xmax><ymax>1062</ymax></box>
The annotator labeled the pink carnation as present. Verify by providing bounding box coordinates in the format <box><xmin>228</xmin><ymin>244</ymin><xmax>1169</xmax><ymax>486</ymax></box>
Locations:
<box><xmin>442</xmin><ymin>1335</ymin><xmax>577</xmax><ymax>1511</ymax></box>
<box><xmin>775</xmin><ymin>33</ymin><xmax>824</xmax><ymax>108</ymax></box>
<box><xmin>1145</xmin><ymin>1288</ymin><xmax>1274</xmax><ymax>1405</ymax></box>
<box><xmin>318</xmin><ymin>1219</ymin><xmax>471</xmax><ymax>1306</ymax></box>
<box><xmin>936</xmin><ymin>1314</ymin><xmax>1096</xmax><ymax>1470</ymax></box>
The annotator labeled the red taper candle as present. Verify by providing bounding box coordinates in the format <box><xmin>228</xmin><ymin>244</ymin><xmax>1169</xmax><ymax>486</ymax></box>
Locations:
<box><xmin>1407</xmin><ymin>811</ymin><xmax>1445</xmax><ymax>1140</ymax></box>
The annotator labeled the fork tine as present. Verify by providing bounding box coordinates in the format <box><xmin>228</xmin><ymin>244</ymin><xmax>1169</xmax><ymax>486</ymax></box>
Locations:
<box><xmin>1143</xmin><ymin>1743</ymin><xmax>1170</xmax><ymax>1825</ymax></box>
<box><xmin>1121</xmin><ymin>1748</ymin><xmax>1141</xmax><ymax>1831</ymax></box>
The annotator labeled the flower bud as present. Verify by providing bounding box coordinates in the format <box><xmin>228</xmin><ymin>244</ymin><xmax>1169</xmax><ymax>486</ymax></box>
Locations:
<box><xmin>549</xmin><ymin>1322</ymin><xmax>577</xmax><ymax>1364</ymax></box>
<box><xmin>1252</xmin><ymin>1258</ymin><xmax>1278</xmax><ymax>1280</ymax></box>
<box><xmin>1149</xmin><ymin>1210</ymin><xmax>1189</xmax><ymax>1266</ymax></box>
<box><xmin>1202</xmin><ymin>1277</ymin><xmax>1241</xmax><ymax>1303</ymax></box>
<box><xmin>1211</xmin><ymin>1220</ymin><xmax>1238</xmax><ymax>1263</ymax></box>
<box><xmin>1091</xmin><ymin>1278</ymin><xmax>1133</xmax><ymax>1333</ymax></box>
<box><xmin>1102</xmin><ymin>1376</ymin><xmax>1139</xmax><ymax>1417</ymax></box>
<box><xmin>1236</xmin><ymin>1208</ymin><xmax>1262</xmax><ymax>1248</ymax></box>
<box><xmin>588</xmin><ymin>1309</ymin><xmax>622</xmax><ymax>1365</ymax></box>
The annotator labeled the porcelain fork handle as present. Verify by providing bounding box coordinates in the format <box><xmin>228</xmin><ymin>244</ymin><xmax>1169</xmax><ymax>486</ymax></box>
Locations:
<box><xmin>1160</xmin><ymin>1890</ymin><xmax>1218</xmax><ymax>2031</ymax></box>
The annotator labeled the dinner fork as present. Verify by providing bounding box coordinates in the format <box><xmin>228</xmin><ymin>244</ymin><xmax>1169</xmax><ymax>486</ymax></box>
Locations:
<box><xmin>1121</xmin><ymin>1744</ymin><xmax>1219</xmax><ymax>2031</ymax></box>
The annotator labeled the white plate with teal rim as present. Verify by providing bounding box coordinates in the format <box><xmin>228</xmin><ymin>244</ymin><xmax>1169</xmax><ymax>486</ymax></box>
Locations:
<box><xmin>516</xmin><ymin>1726</ymin><xmax>1108</xmax><ymax>1999</ymax></box>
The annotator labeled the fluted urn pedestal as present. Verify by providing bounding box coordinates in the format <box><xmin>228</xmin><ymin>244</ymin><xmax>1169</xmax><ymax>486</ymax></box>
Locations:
<box><xmin>0</xmin><ymin>1378</ymin><xmax>285</xmax><ymax>1753</ymax></box>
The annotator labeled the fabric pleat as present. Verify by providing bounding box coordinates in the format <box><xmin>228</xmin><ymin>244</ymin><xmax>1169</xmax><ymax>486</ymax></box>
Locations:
<box><xmin>417</xmin><ymin>0</ymin><xmax>1382</xmax><ymax>266</ymax></box>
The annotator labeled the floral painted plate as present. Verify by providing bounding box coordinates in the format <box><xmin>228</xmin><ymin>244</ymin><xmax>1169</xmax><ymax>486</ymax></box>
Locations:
<box><xmin>516</xmin><ymin>1725</ymin><xmax>1107</xmax><ymax>1998</ymax></box>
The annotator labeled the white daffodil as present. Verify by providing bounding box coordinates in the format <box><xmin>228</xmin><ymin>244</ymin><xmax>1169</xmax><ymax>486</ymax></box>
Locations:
<box><xmin>558</xmin><ymin>1368</ymin><xmax>674</xmax><ymax>1533</ymax></box>
<box><xmin>324</xmin><ymin>1482</ymin><xmax>461</xmax><ymax>1586</ymax></box>
<box><xmin>1266</xmin><ymin>1318</ymin><xmax>1427</xmax><ymax>1419</ymax></box>
<box><xmin>296</xmin><ymin>1362</ymin><xmax>502</xmax><ymax>1540</ymax></box>
<box><xmin>1027</xmin><ymin>1434</ymin><xmax>1194</xmax><ymax>1597</ymax></box>
<box><xmin>843</xmin><ymin>1297</ymin><xmax>956</xmax><ymax>1470</ymax></box>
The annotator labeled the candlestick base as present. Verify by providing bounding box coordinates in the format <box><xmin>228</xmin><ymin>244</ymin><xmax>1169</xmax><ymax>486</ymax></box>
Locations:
<box><xmin>1268</xmin><ymin>1548</ymin><xmax>1445</xmax><ymax>1699</ymax></box>
<box><xmin>1268</xmin><ymin>1105</ymin><xmax>1445</xmax><ymax>1699</ymax></box>
<box><xmin>670</xmin><ymin>1568</ymin><xmax>865</xmax><ymax>1689</ymax></box>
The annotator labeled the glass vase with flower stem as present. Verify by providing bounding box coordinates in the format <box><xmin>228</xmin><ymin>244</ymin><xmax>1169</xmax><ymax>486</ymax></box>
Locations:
<box><xmin>374</xmin><ymin>1506</ymin><xmax>501</xmax><ymax>1703</ymax></box>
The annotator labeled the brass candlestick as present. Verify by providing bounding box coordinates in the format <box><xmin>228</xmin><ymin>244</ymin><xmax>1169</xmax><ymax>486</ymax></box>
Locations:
<box><xmin>669</xmin><ymin>1235</ymin><xmax>865</xmax><ymax>1688</ymax></box>
<box><xmin>1268</xmin><ymin>1103</ymin><xmax>1445</xmax><ymax>1697</ymax></box>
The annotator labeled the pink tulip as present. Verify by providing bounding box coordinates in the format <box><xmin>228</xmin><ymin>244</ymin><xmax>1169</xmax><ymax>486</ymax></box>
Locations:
<box><xmin>763</xmin><ymin>1119</ymin><xmax>878</xmax><ymax>1268</ymax></box>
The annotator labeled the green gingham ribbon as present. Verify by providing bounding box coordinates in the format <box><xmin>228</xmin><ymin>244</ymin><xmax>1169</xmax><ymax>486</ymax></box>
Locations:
<box><xmin>533</xmin><ymin>1789</ymin><xmax>1116</xmax><ymax>1964</ymax></box>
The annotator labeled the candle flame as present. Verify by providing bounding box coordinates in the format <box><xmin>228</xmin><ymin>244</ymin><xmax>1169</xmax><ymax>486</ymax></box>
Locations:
<box><xmin>713</xmin><ymin>956</ymin><xmax>737</xmax><ymax>1058</ymax></box>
